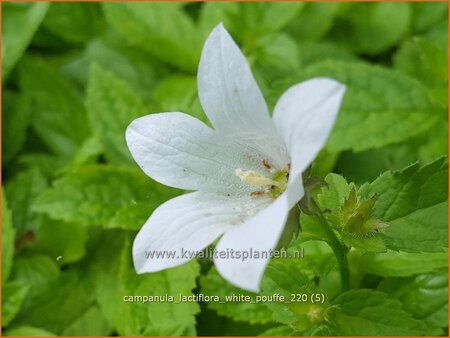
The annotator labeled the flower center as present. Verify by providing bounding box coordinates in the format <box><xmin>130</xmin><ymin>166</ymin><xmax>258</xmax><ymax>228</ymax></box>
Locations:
<box><xmin>235</xmin><ymin>164</ymin><xmax>289</xmax><ymax>199</ymax></box>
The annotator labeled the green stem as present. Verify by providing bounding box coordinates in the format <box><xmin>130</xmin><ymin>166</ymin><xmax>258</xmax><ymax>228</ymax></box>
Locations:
<box><xmin>315</xmin><ymin>213</ymin><xmax>350</xmax><ymax>291</ymax></box>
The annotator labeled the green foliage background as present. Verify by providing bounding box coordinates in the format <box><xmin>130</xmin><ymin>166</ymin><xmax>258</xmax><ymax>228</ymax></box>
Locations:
<box><xmin>2</xmin><ymin>2</ymin><xmax>448</xmax><ymax>336</ymax></box>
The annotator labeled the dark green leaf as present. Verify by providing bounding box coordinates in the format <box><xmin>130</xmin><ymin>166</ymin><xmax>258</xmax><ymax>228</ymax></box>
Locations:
<box><xmin>19</xmin><ymin>57</ymin><xmax>90</xmax><ymax>157</ymax></box>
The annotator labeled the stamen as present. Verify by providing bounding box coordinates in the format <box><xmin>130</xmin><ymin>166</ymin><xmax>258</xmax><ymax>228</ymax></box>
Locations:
<box><xmin>250</xmin><ymin>188</ymin><xmax>271</xmax><ymax>197</ymax></box>
<box><xmin>235</xmin><ymin>168</ymin><xmax>282</xmax><ymax>187</ymax></box>
<box><xmin>262</xmin><ymin>159</ymin><xmax>272</xmax><ymax>169</ymax></box>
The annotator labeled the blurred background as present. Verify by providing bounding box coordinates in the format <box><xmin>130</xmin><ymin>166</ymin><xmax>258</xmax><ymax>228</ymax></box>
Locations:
<box><xmin>2</xmin><ymin>2</ymin><xmax>448</xmax><ymax>336</ymax></box>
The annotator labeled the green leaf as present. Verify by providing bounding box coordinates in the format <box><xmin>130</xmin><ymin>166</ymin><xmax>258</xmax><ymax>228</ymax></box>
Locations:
<box><xmin>340</xmin><ymin>235</ymin><xmax>386</xmax><ymax>253</ymax></box>
<box><xmin>18</xmin><ymin>57</ymin><xmax>89</xmax><ymax>157</ymax></box>
<box><xmin>11</xmin><ymin>269</ymin><xmax>108</xmax><ymax>335</ymax></box>
<box><xmin>378</xmin><ymin>270</ymin><xmax>448</xmax><ymax>330</ymax></box>
<box><xmin>410</xmin><ymin>2</ymin><xmax>448</xmax><ymax>34</ymax></box>
<box><xmin>18</xmin><ymin>154</ymin><xmax>68</xmax><ymax>179</ymax></box>
<box><xmin>2</xmin><ymin>282</ymin><xmax>28</xmax><ymax>327</ymax></box>
<box><xmin>33</xmin><ymin>219</ymin><xmax>88</xmax><ymax>264</ymax></box>
<box><xmin>315</xmin><ymin>173</ymin><xmax>351</xmax><ymax>225</ymax></box>
<box><xmin>360</xmin><ymin>157</ymin><xmax>448</xmax><ymax>252</ymax></box>
<box><xmin>5</xmin><ymin>168</ymin><xmax>47</xmax><ymax>235</ymax></box>
<box><xmin>231</xmin><ymin>3</ymin><xmax>305</xmax><ymax>43</ymax></box>
<box><xmin>297</xmin><ymin>42</ymin><xmax>356</xmax><ymax>69</ymax></box>
<box><xmin>40</xmin><ymin>3</ymin><xmax>103</xmax><ymax>45</ymax></box>
<box><xmin>4</xmin><ymin>326</ymin><xmax>56</xmax><ymax>336</ymax></box>
<box><xmin>394</xmin><ymin>37</ymin><xmax>448</xmax><ymax>87</ymax></box>
<box><xmin>91</xmin><ymin>231</ymin><xmax>200</xmax><ymax>335</ymax></box>
<box><xmin>102</xmin><ymin>2</ymin><xmax>200</xmax><ymax>72</ymax></box>
<box><xmin>2</xmin><ymin>2</ymin><xmax>48</xmax><ymax>80</ymax></box>
<box><xmin>259</xmin><ymin>325</ymin><xmax>294</xmax><ymax>336</ymax></box>
<box><xmin>200</xmin><ymin>267</ymin><xmax>273</xmax><ymax>324</ymax></box>
<box><xmin>286</xmin><ymin>3</ymin><xmax>342</xmax><ymax>41</ymax></box>
<box><xmin>252</xmin><ymin>34</ymin><xmax>300</xmax><ymax>87</ymax></box>
<box><xmin>33</xmin><ymin>165</ymin><xmax>178</xmax><ymax>229</ymax></box>
<box><xmin>307</xmin><ymin>174</ymin><xmax>387</xmax><ymax>253</ymax></box>
<box><xmin>62</xmin><ymin>35</ymin><xmax>164</xmax><ymax>103</ymax></box>
<box><xmin>153</xmin><ymin>75</ymin><xmax>205</xmax><ymax>122</ymax></box>
<box><xmin>2</xmin><ymin>191</ymin><xmax>15</xmax><ymax>283</ymax></box>
<box><xmin>200</xmin><ymin>3</ymin><xmax>304</xmax><ymax>48</ymax></box>
<box><xmin>86</xmin><ymin>64</ymin><xmax>147</xmax><ymax>165</ymax></box>
<box><xmin>69</xmin><ymin>136</ymin><xmax>103</xmax><ymax>168</ymax></box>
<box><xmin>331</xmin><ymin>3</ymin><xmax>411</xmax><ymax>55</ymax></box>
<box><xmin>279</xmin><ymin>61</ymin><xmax>442</xmax><ymax>152</ymax></box>
<box><xmin>260</xmin><ymin>259</ymin><xmax>326</xmax><ymax>332</ymax></box>
<box><xmin>328</xmin><ymin>289</ymin><xmax>428</xmax><ymax>335</ymax></box>
<box><xmin>350</xmin><ymin>251</ymin><xmax>448</xmax><ymax>277</ymax></box>
<box><xmin>61</xmin><ymin>305</ymin><xmax>111</xmax><ymax>336</ymax></box>
<box><xmin>2</xmin><ymin>92</ymin><xmax>31</xmax><ymax>164</ymax></box>
<box><xmin>10</xmin><ymin>254</ymin><xmax>60</xmax><ymax>302</ymax></box>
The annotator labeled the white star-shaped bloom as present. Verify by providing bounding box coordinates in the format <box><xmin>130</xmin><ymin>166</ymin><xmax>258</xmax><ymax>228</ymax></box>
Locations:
<box><xmin>126</xmin><ymin>24</ymin><xmax>346</xmax><ymax>292</ymax></box>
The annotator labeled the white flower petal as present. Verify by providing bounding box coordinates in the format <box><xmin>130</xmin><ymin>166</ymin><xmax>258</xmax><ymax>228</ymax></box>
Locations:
<box><xmin>273</xmin><ymin>78</ymin><xmax>346</xmax><ymax>173</ymax></box>
<box><xmin>126</xmin><ymin>112</ymin><xmax>281</xmax><ymax>193</ymax></box>
<box><xmin>198</xmin><ymin>23</ymin><xmax>289</xmax><ymax>168</ymax></box>
<box><xmin>133</xmin><ymin>191</ymin><xmax>271</xmax><ymax>273</ymax></box>
<box><xmin>214</xmin><ymin>174</ymin><xmax>304</xmax><ymax>292</ymax></box>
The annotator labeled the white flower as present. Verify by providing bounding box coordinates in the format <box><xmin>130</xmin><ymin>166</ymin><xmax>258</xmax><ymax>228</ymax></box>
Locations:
<box><xmin>126</xmin><ymin>24</ymin><xmax>346</xmax><ymax>292</ymax></box>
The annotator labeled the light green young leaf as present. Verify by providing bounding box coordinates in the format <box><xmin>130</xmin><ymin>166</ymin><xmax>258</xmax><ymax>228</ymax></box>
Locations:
<box><xmin>40</xmin><ymin>2</ymin><xmax>103</xmax><ymax>45</ymax></box>
<box><xmin>279</xmin><ymin>61</ymin><xmax>442</xmax><ymax>152</ymax></box>
<box><xmin>33</xmin><ymin>165</ymin><xmax>178</xmax><ymax>229</ymax></box>
<box><xmin>378</xmin><ymin>270</ymin><xmax>448</xmax><ymax>330</ymax></box>
<box><xmin>315</xmin><ymin>173</ymin><xmax>351</xmax><ymax>226</ymax></box>
<box><xmin>2</xmin><ymin>2</ymin><xmax>48</xmax><ymax>80</ymax></box>
<box><xmin>19</xmin><ymin>57</ymin><xmax>89</xmax><ymax>157</ymax></box>
<box><xmin>307</xmin><ymin>174</ymin><xmax>387</xmax><ymax>253</ymax></box>
<box><xmin>330</xmin><ymin>2</ymin><xmax>411</xmax><ymax>55</ymax></box>
<box><xmin>2</xmin><ymin>92</ymin><xmax>31</xmax><ymax>164</ymax></box>
<box><xmin>86</xmin><ymin>64</ymin><xmax>147</xmax><ymax>165</ymax></box>
<box><xmin>91</xmin><ymin>232</ymin><xmax>199</xmax><ymax>336</ymax></box>
<box><xmin>360</xmin><ymin>157</ymin><xmax>448</xmax><ymax>252</ymax></box>
<box><xmin>33</xmin><ymin>219</ymin><xmax>88</xmax><ymax>264</ymax></box>
<box><xmin>5</xmin><ymin>168</ymin><xmax>47</xmax><ymax>235</ymax></box>
<box><xmin>328</xmin><ymin>289</ymin><xmax>428</xmax><ymax>335</ymax></box>
<box><xmin>350</xmin><ymin>251</ymin><xmax>448</xmax><ymax>277</ymax></box>
<box><xmin>200</xmin><ymin>267</ymin><xmax>273</xmax><ymax>324</ymax></box>
<box><xmin>4</xmin><ymin>326</ymin><xmax>56</xmax><ymax>336</ymax></box>
<box><xmin>2</xmin><ymin>282</ymin><xmax>29</xmax><ymax>327</ymax></box>
<box><xmin>2</xmin><ymin>191</ymin><xmax>15</xmax><ymax>283</ymax></box>
<box><xmin>102</xmin><ymin>2</ymin><xmax>200</xmax><ymax>72</ymax></box>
